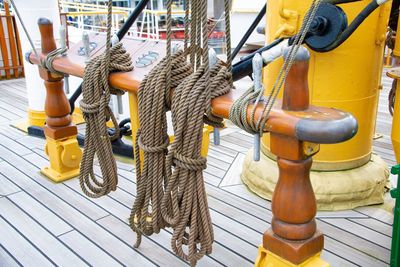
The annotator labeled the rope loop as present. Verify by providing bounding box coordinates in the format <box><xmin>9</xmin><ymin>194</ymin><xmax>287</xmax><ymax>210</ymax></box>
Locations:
<box><xmin>138</xmin><ymin>135</ymin><xmax>169</xmax><ymax>153</ymax></box>
<box><xmin>79</xmin><ymin>0</ymin><xmax>133</xmax><ymax>199</ymax></box>
<box><xmin>173</xmin><ymin>152</ymin><xmax>207</xmax><ymax>171</ymax></box>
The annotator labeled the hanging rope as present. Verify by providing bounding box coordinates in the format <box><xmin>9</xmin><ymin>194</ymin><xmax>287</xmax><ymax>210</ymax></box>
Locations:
<box><xmin>229</xmin><ymin>0</ymin><xmax>322</xmax><ymax>135</ymax></box>
<box><xmin>130</xmin><ymin>50</ymin><xmax>193</xmax><ymax>247</ymax></box>
<box><xmin>79</xmin><ymin>0</ymin><xmax>133</xmax><ymax>198</ymax></box>
<box><xmin>131</xmin><ymin>0</ymin><xmax>233</xmax><ymax>265</ymax></box>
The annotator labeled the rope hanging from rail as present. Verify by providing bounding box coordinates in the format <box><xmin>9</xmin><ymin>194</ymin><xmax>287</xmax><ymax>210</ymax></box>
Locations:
<box><xmin>229</xmin><ymin>0</ymin><xmax>322</xmax><ymax>136</ymax></box>
<box><xmin>130</xmin><ymin>0</ymin><xmax>233</xmax><ymax>265</ymax></box>
<box><xmin>78</xmin><ymin>0</ymin><xmax>133</xmax><ymax>198</ymax></box>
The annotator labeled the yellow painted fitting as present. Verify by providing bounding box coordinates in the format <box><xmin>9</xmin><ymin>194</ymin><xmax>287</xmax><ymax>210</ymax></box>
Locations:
<box><xmin>393</xmin><ymin>13</ymin><xmax>400</xmax><ymax>58</ymax></box>
<box><xmin>71</xmin><ymin>107</ymin><xmax>86</xmax><ymax>125</ymax></box>
<box><xmin>12</xmin><ymin>109</ymin><xmax>47</xmax><ymax>133</ymax></box>
<box><xmin>28</xmin><ymin>109</ymin><xmax>47</xmax><ymax>127</ymax></box>
<box><xmin>201</xmin><ymin>125</ymin><xmax>213</xmax><ymax>158</ymax></box>
<box><xmin>41</xmin><ymin>135</ymin><xmax>82</xmax><ymax>182</ymax></box>
<box><xmin>263</xmin><ymin>0</ymin><xmax>392</xmax><ymax>170</ymax></box>
<box><xmin>255</xmin><ymin>246</ymin><xmax>329</xmax><ymax>267</ymax></box>
<box><xmin>392</xmin><ymin>78</ymin><xmax>400</xmax><ymax>163</ymax></box>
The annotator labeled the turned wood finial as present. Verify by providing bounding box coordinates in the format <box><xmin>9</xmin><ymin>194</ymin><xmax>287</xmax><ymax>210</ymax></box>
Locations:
<box><xmin>38</xmin><ymin>18</ymin><xmax>57</xmax><ymax>54</ymax></box>
<box><xmin>282</xmin><ymin>46</ymin><xmax>310</xmax><ymax>111</ymax></box>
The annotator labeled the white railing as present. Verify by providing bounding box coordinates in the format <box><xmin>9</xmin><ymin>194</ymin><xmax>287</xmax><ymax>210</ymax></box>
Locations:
<box><xmin>59</xmin><ymin>1</ymin><xmax>188</xmax><ymax>40</ymax></box>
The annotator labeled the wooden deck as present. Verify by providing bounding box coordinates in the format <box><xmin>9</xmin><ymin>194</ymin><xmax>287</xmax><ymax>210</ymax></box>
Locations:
<box><xmin>0</xmin><ymin>76</ymin><xmax>396</xmax><ymax>266</ymax></box>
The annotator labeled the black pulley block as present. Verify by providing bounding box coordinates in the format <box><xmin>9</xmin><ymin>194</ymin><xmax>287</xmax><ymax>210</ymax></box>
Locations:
<box><xmin>305</xmin><ymin>3</ymin><xmax>348</xmax><ymax>51</ymax></box>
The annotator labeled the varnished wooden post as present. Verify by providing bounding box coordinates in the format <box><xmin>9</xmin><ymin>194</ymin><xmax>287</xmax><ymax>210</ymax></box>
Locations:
<box><xmin>261</xmin><ymin>47</ymin><xmax>326</xmax><ymax>266</ymax></box>
<box><xmin>37</xmin><ymin>18</ymin><xmax>82</xmax><ymax>182</ymax></box>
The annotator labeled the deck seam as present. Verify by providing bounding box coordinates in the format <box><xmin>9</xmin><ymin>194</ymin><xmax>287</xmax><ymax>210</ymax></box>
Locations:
<box><xmin>0</xmin><ymin>149</ymin><xmax>156</xmax><ymax>266</ymax></box>
<box><xmin>0</xmin><ymin>241</ymin><xmax>24</xmax><ymax>267</ymax></box>
<box><xmin>0</xmin><ymin>215</ymin><xmax>60</xmax><ymax>266</ymax></box>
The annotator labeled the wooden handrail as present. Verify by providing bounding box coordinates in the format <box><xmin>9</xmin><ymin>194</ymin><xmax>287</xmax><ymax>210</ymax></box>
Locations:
<box><xmin>28</xmin><ymin>35</ymin><xmax>357</xmax><ymax>145</ymax></box>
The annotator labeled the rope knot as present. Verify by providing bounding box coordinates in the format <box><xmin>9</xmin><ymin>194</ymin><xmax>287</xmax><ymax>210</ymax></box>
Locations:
<box><xmin>138</xmin><ymin>135</ymin><xmax>169</xmax><ymax>153</ymax></box>
<box><xmin>79</xmin><ymin>99</ymin><xmax>101</xmax><ymax>114</ymax></box>
<box><xmin>173</xmin><ymin>152</ymin><xmax>207</xmax><ymax>171</ymax></box>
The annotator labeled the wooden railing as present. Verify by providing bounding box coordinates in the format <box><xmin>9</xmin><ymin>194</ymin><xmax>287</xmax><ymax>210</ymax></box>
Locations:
<box><xmin>0</xmin><ymin>1</ymin><xmax>24</xmax><ymax>79</ymax></box>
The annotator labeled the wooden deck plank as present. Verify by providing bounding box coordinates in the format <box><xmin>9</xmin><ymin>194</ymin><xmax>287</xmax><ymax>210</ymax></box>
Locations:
<box><xmin>7</xmin><ymin>191</ymin><xmax>73</xmax><ymax>237</ymax></box>
<box><xmin>203</xmin><ymin>171</ymin><xmax>223</xmax><ymax>187</ymax></box>
<box><xmin>207</xmin><ymin>148</ymin><xmax>235</xmax><ymax>163</ymax></box>
<box><xmin>0</xmin><ymin>149</ymin><xmax>109</xmax><ymax>221</ymax></box>
<box><xmin>58</xmin><ymin>230</ymin><xmax>124</xmax><ymax>267</ymax></box>
<box><xmin>209</xmin><ymin>144</ymin><xmax>238</xmax><ymax>158</ymax></box>
<box><xmin>96</xmin><ymin>215</ymin><xmax>192</xmax><ymax>267</ymax></box>
<box><xmin>0</xmin><ymin>125</ymin><xmax>27</xmax><ymax>140</ymax></box>
<box><xmin>217</xmin><ymin>139</ymin><xmax>249</xmax><ymax>153</ymax></box>
<box><xmin>15</xmin><ymin>135</ymin><xmax>46</xmax><ymax>150</ymax></box>
<box><xmin>0</xmin><ymin>197</ymin><xmax>88</xmax><ymax>266</ymax></box>
<box><xmin>355</xmin><ymin>206</ymin><xmax>394</xmax><ymax>225</ymax></box>
<box><xmin>349</xmin><ymin>218</ymin><xmax>392</xmax><ymax>237</ymax></box>
<box><xmin>0</xmin><ymin>106</ymin><xmax>22</xmax><ymax>121</ymax></box>
<box><xmin>0</xmin><ymin>133</ymin><xmax>32</xmax><ymax>156</ymax></box>
<box><xmin>322</xmin><ymin>218</ymin><xmax>391</xmax><ymax>249</ymax></box>
<box><xmin>0</xmin><ymin>173</ymin><xmax>21</xmax><ymax>197</ymax></box>
<box><xmin>0</xmin><ymin>244</ymin><xmax>22</xmax><ymax>267</ymax></box>
<box><xmin>320</xmin><ymin>250</ymin><xmax>357</xmax><ymax>267</ymax></box>
<box><xmin>207</xmin><ymin>155</ymin><xmax>231</xmax><ymax>171</ymax></box>
<box><xmin>318</xmin><ymin>220</ymin><xmax>390</xmax><ymax>264</ymax></box>
<box><xmin>324</xmin><ymin>237</ymin><xmax>387</xmax><ymax>267</ymax></box>
<box><xmin>0</xmin><ymin>161</ymin><xmax>156</xmax><ymax>266</ymax></box>
<box><xmin>0</xmin><ymin>217</ymin><xmax>54</xmax><ymax>267</ymax></box>
<box><xmin>90</xmin><ymin>165</ymin><xmax>257</xmax><ymax>266</ymax></box>
<box><xmin>94</xmin><ymin>164</ymin><xmax>257</xmax><ymax>266</ymax></box>
<box><xmin>219</xmin><ymin>153</ymin><xmax>246</xmax><ymax>187</ymax></box>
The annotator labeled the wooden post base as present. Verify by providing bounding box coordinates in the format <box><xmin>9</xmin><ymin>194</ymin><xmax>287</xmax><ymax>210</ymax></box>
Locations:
<box><xmin>263</xmin><ymin>229</ymin><xmax>324</xmax><ymax>265</ymax></box>
<box><xmin>255</xmin><ymin>245</ymin><xmax>329</xmax><ymax>267</ymax></box>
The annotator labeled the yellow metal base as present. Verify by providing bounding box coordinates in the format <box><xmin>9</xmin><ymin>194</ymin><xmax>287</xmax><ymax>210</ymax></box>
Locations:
<box><xmin>71</xmin><ymin>107</ymin><xmax>85</xmax><ymax>125</ymax></box>
<box><xmin>11</xmin><ymin>109</ymin><xmax>46</xmax><ymax>132</ymax></box>
<box><xmin>28</xmin><ymin>109</ymin><xmax>47</xmax><ymax>127</ymax></box>
<box><xmin>255</xmin><ymin>246</ymin><xmax>329</xmax><ymax>267</ymax></box>
<box><xmin>11</xmin><ymin>108</ymin><xmax>84</xmax><ymax>133</ymax></box>
<box><xmin>42</xmin><ymin>135</ymin><xmax>82</xmax><ymax>182</ymax></box>
<box><xmin>41</xmin><ymin>166</ymin><xmax>80</xmax><ymax>183</ymax></box>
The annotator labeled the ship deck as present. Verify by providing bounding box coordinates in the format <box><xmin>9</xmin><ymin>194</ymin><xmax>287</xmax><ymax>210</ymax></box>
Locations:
<box><xmin>0</xmin><ymin>75</ymin><xmax>396</xmax><ymax>266</ymax></box>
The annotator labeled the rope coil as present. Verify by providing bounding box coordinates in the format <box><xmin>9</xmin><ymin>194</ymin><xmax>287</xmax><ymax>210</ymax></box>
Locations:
<box><xmin>79</xmin><ymin>1</ymin><xmax>133</xmax><ymax>198</ymax></box>
<box><xmin>131</xmin><ymin>0</ymin><xmax>233</xmax><ymax>265</ymax></box>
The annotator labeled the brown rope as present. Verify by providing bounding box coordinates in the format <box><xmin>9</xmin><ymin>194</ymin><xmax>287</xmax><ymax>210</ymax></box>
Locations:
<box><xmin>163</xmin><ymin>61</ymin><xmax>231</xmax><ymax>266</ymax></box>
<box><xmin>130</xmin><ymin>51</ymin><xmax>193</xmax><ymax>247</ymax></box>
<box><xmin>131</xmin><ymin>0</ymin><xmax>233</xmax><ymax>265</ymax></box>
<box><xmin>79</xmin><ymin>0</ymin><xmax>133</xmax><ymax>198</ymax></box>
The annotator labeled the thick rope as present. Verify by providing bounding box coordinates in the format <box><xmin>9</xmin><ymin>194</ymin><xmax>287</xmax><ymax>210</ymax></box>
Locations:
<box><xmin>130</xmin><ymin>51</ymin><xmax>193</xmax><ymax>247</ymax></box>
<box><xmin>132</xmin><ymin>0</ymin><xmax>233</xmax><ymax>265</ymax></box>
<box><xmin>79</xmin><ymin>0</ymin><xmax>133</xmax><ymax>198</ymax></box>
<box><xmin>163</xmin><ymin>61</ymin><xmax>231</xmax><ymax>266</ymax></box>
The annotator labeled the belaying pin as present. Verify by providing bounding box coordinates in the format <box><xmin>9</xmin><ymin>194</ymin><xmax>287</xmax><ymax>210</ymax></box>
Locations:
<box><xmin>59</xmin><ymin>25</ymin><xmax>69</xmax><ymax>94</ymax></box>
<box><xmin>209</xmin><ymin>48</ymin><xmax>221</xmax><ymax>146</ymax></box>
<box><xmin>82</xmin><ymin>31</ymin><xmax>90</xmax><ymax>61</ymax></box>
<box><xmin>252</xmin><ymin>53</ymin><xmax>263</xmax><ymax>162</ymax></box>
<box><xmin>110</xmin><ymin>34</ymin><xmax>124</xmax><ymax>114</ymax></box>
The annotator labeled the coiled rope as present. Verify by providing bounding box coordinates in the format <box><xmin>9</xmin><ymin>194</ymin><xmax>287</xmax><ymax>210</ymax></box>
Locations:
<box><xmin>130</xmin><ymin>0</ymin><xmax>233</xmax><ymax>265</ymax></box>
<box><xmin>79</xmin><ymin>0</ymin><xmax>133</xmax><ymax>198</ymax></box>
<box><xmin>130</xmin><ymin>50</ymin><xmax>193</xmax><ymax>247</ymax></box>
<box><xmin>229</xmin><ymin>0</ymin><xmax>322</xmax><ymax>135</ymax></box>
